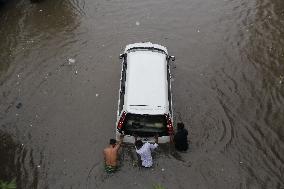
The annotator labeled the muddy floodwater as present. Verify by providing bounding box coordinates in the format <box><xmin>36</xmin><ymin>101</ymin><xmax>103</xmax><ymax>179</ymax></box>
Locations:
<box><xmin>0</xmin><ymin>0</ymin><xmax>284</xmax><ymax>188</ymax></box>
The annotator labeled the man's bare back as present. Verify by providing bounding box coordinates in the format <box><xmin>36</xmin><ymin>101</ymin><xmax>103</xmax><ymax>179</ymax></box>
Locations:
<box><xmin>104</xmin><ymin>135</ymin><xmax>124</xmax><ymax>167</ymax></box>
<box><xmin>104</xmin><ymin>146</ymin><xmax>119</xmax><ymax>166</ymax></box>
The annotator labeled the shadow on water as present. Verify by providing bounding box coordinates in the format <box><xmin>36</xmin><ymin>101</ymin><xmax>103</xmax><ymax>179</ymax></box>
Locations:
<box><xmin>0</xmin><ymin>128</ymin><xmax>44</xmax><ymax>189</ymax></box>
<box><xmin>0</xmin><ymin>130</ymin><xmax>18</xmax><ymax>184</ymax></box>
<box><xmin>0</xmin><ymin>0</ymin><xmax>20</xmax><ymax>77</ymax></box>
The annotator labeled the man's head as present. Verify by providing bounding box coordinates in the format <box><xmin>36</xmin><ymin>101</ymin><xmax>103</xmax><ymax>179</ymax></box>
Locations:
<box><xmin>135</xmin><ymin>140</ymin><xmax>143</xmax><ymax>149</ymax></box>
<box><xmin>177</xmin><ymin>122</ymin><xmax>185</xmax><ymax>130</ymax></box>
<box><xmin>109</xmin><ymin>139</ymin><xmax>116</xmax><ymax>147</ymax></box>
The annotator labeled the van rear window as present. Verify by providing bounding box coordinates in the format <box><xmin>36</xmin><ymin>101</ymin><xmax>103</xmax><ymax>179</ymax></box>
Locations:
<box><xmin>122</xmin><ymin>113</ymin><xmax>168</xmax><ymax>135</ymax></box>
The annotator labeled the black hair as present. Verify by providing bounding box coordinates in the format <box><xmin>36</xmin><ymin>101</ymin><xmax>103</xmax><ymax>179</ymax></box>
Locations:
<box><xmin>135</xmin><ymin>140</ymin><xmax>143</xmax><ymax>149</ymax></box>
<box><xmin>177</xmin><ymin>122</ymin><xmax>185</xmax><ymax>130</ymax></box>
<box><xmin>109</xmin><ymin>139</ymin><xmax>116</xmax><ymax>145</ymax></box>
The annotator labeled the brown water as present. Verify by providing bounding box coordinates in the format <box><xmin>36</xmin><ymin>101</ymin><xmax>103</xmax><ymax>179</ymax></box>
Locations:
<box><xmin>0</xmin><ymin>0</ymin><xmax>284</xmax><ymax>188</ymax></box>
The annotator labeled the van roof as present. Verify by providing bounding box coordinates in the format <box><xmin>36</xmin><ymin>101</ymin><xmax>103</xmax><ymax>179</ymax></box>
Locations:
<box><xmin>124</xmin><ymin>50</ymin><xmax>169</xmax><ymax>115</ymax></box>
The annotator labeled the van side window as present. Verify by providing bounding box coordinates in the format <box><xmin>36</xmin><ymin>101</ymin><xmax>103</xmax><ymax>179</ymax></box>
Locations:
<box><xmin>167</xmin><ymin>63</ymin><xmax>172</xmax><ymax>114</ymax></box>
<box><xmin>119</xmin><ymin>59</ymin><xmax>127</xmax><ymax>113</ymax></box>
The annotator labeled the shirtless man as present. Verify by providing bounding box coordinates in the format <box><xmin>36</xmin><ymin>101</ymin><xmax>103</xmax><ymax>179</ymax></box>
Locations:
<box><xmin>103</xmin><ymin>134</ymin><xmax>124</xmax><ymax>173</ymax></box>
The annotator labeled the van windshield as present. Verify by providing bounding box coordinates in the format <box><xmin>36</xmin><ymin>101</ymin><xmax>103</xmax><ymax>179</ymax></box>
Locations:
<box><xmin>122</xmin><ymin>113</ymin><xmax>168</xmax><ymax>136</ymax></box>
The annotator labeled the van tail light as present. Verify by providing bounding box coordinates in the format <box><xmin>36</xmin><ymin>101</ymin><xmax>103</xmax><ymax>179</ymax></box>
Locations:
<box><xmin>117</xmin><ymin>111</ymin><xmax>126</xmax><ymax>132</ymax></box>
<box><xmin>165</xmin><ymin>114</ymin><xmax>174</xmax><ymax>135</ymax></box>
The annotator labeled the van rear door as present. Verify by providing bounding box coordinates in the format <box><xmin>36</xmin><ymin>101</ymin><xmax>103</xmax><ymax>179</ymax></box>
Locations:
<box><xmin>121</xmin><ymin>113</ymin><xmax>168</xmax><ymax>137</ymax></box>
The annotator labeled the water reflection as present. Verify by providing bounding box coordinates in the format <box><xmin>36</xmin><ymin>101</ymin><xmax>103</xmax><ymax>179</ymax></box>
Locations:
<box><xmin>0</xmin><ymin>0</ymin><xmax>78</xmax><ymax>79</ymax></box>
<box><xmin>239</xmin><ymin>0</ymin><xmax>284</xmax><ymax>187</ymax></box>
<box><xmin>0</xmin><ymin>0</ymin><xmax>283</xmax><ymax>188</ymax></box>
<box><xmin>209</xmin><ymin>0</ymin><xmax>284</xmax><ymax>188</ymax></box>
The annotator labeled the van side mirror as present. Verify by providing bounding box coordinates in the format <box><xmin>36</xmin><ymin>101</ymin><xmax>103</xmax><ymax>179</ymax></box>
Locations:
<box><xmin>169</xmin><ymin>55</ymin><xmax>175</xmax><ymax>61</ymax></box>
<box><xmin>119</xmin><ymin>53</ymin><xmax>125</xmax><ymax>59</ymax></box>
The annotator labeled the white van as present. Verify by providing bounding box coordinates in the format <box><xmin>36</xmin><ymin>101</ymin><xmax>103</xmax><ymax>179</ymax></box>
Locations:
<box><xmin>116</xmin><ymin>42</ymin><xmax>175</xmax><ymax>143</ymax></box>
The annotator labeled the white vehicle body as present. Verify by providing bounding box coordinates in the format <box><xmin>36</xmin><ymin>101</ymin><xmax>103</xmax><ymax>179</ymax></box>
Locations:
<box><xmin>116</xmin><ymin>42</ymin><xmax>175</xmax><ymax>143</ymax></box>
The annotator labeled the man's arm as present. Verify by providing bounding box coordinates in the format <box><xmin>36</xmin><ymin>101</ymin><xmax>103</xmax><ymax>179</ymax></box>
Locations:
<box><xmin>114</xmin><ymin>134</ymin><xmax>124</xmax><ymax>150</ymax></box>
<box><xmin>134</xmin><ymin>133</ymin><xmax>138</xmax><ymax>142</ymax></box>
<box><xmin>150</xmin><ymin>134</ymin><xmax>159</xmax><ymax>149</ymax></box>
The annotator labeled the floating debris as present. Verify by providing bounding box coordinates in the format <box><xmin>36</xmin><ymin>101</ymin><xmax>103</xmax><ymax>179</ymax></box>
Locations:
<box><xmin>161</xmin><ymin>168</ymin><xmax>165</xmax><ymax>171</ymax></box>
<box><xmin>39</xmin><ymin>9</ymin><xmax>43</xmax><ymax>12</ymax></box>
<box><xmin>95</xmin><ymin>93</ymin><xmax>99</xmax><ymax>97</ymax></box>
<box><xmin>37</xmin><ymin>165</ymin><xmax>41</xmax><ymax>168</ymax></box>
<box><xmin>197</xmin><ymin>29</ymin><xmax>200</xmax><ymax>33</ymax></box>
<box><xmin>135</xmin><ymin>21</ymin><xmax>140</xmax><ymax>26</ymax></box>
<box><xmin>68</xmin><ymin>58</ymin><xmax>76</xmax><ymax>64</ymax></box>
<box><xmin>75</xmin><ymin>70</ymin><xmax>78</xmax><ymax>75</ymax></box>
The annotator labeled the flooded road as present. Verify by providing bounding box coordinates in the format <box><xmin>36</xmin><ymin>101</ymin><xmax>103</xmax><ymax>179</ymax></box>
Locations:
<box><xmin>0</xmin><ymin>0</ymin><xmax>284</xmax><ymax>188</ymax></box>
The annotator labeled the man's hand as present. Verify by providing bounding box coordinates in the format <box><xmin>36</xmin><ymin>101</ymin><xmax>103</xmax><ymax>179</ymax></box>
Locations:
<box><xmin>119</xmin><ymin>134</ymin><xmax>124</xmax><ymax>143</ymax></box>
<box><xmin>170</xmin><ymin>134</ymin><xmax>174</xmax><ymax>143</ymax></box>
<box><xmin>133</xmin><ymin>133</ymin><xmax>138</xmax><ymax>141</ymax></box>
<box><xmin>154</xmin><ymin>133</ymin><xmax>159</xmax><ymax>144</ymax></box>
<box><xmin>115</xmin><ymin>134</ymin><xmax>124</xmax><ymax>150</ymax></box>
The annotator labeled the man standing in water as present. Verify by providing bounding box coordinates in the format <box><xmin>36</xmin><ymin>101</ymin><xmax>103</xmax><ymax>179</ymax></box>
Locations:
<box><xmin>103</xmin><ymin>134</ymin><xmax>124</xmax><ymax>173</ymax></box>
<box><xmin>135</xmin><ymin>134</ymin><xmax>159</xmax><ymax>168</ymax></box>
<box><xmin>174</xmin><ymin>122</ymin><xmax>189</xmax><ymax>151</ymax></box>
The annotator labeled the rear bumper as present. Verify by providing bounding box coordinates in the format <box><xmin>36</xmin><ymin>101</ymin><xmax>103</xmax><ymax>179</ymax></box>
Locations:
<box><xmin>116</xmin><ymin>131</ymin><xmax>170</xmax><ymax>144</ymax></box>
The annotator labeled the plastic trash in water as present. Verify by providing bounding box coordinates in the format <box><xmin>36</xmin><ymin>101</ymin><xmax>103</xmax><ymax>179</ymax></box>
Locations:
<box><xmin>279</xmin><ymin>75</ymin><xmax>283</xmax><ymax>84</ymax></box>
<box><xmin>135</xmin><ymin>21</ymin><xmax>140</xmax><ymax>26</ymax></box>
